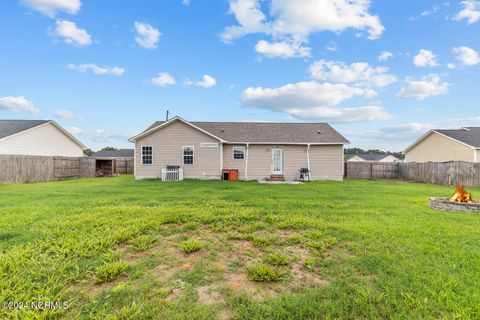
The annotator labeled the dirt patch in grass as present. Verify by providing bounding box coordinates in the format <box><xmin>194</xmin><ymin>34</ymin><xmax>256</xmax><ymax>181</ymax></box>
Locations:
<box><xmin>108</xmin><ymin>225</ymin><xmax>330</xmax><ymax>304</ymax></box>
<box><xmin>197</xmin><ymin>283</ymin><xmax>223</xmax><ymax>305</ymax></box>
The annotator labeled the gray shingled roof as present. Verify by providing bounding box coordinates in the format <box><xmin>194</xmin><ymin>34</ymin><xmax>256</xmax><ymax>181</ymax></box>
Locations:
<box><xmin>435</xmin><ymin>127</ymin><xmax>480</xmax><ymax>148</ymax></box>
<box><xmin>346</xmin><ymin>154</ymin><xmax>391</xmax><ymax>161</ymax></box>
<box><xmin>94</xmin><ymin>149</ymin><xmax>134</xmax><ymax>158</ymax></box>
<box><xmin>0</xmin><ymin>120</ymin><xmax>50</xmax><ymax>139</ymax></box>
<box><xmin>144</xmin><ymin>120</ymin><xmax>349</xmax><ymax>144</ymax></box>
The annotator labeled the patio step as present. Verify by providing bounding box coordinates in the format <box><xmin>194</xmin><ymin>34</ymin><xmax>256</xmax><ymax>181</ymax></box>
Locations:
<box><xmin>268</xmin><ymin>175</ymin><xmax>285</xmax><ymax>182</ymax></box>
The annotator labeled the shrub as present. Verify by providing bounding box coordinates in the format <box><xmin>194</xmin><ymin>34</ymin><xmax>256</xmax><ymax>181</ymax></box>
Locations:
<box><xmin>265</xmin><ymin>252</ymin><xmax>290</xmax><ymax>266</ymax></box>
<box><xmin>179</xmin><ymin>239</ymin><xmax>202</xmax><ymax>254</ymax></box>
<box><xmin>95</xmin><ymin>262</ymin><xmax>128</xmax><ymax>283</ymax></box>
<box><xmin>247</xmin><ymin>263</ymin><xmax>287</xmax><ymax>282</ymax></box>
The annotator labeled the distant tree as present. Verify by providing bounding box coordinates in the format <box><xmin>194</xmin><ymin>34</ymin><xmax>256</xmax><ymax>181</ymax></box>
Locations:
<box><xmin>100</xmin><ymin>147</ymin><xmax>118</xmax><ymax>151</ymax></box>
<box><xmin>84</xmin><ymin>148</ymin><xmax>94</xmax><ymax>156</ymax></box>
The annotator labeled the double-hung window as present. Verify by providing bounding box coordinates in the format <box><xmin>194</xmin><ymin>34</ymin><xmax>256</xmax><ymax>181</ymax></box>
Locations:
<box><xmin>141</xmin><ymin>146</ymin><xmax>153</xmax><ymax>165</ymax></box>
<box><xmin>183</xmin><ymin>146</ymin><xmax>194</xmax><ymax>165</ymax></box>
<box><xmin>232</xmin><ymin>147</ymin><xmax>245</xmax><ymax>160</ymax></box>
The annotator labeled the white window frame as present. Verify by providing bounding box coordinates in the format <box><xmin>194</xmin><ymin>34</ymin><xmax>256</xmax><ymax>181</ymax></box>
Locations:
<box><xmin>232</xmin><ymin>146</ymin><xmax>245</xmax><ymax>160</ymax></box>
<box><xmin>182</xmin><ymin>145</ymin><xmax>195</xmax><ymax>165</ymax></box>
<box><xmin>141</xmin><ymin>145</ymin><xmax>153</xmax><ymax>165</ymax></box>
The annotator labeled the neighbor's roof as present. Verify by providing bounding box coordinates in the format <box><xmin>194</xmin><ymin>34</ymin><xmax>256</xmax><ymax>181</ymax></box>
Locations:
<box><xmin>0</xmin><ymin>120</ymin><xmax>50</xmax><ymax>139</ymax></box>
<box><xmin>346</xmin><ymin>154</ymin><xmax>392</xmax><ymax>161</ymax></box>
<box><xmin>0</xmin><ymin>119</ymin><xmax>86</xmax><ymax>149</ymax></box>
<box><xmin>435</xmin><ymin>127</ymin><xmax>480</xmax><ymax>148</ymax></box>
<box><xmin>405</xmin><ymin>127</ymin><xmax>480</xmax><ymax>152</ymax></box>
<box><xmin>136</xmin><ymin>117</ymin><xmax>349</xmax><ymax>144</ymax></box>
<box><xmin>94</xmin><ymin>149</ymin><xmax>134</xmax><ymax>158</ymax></box>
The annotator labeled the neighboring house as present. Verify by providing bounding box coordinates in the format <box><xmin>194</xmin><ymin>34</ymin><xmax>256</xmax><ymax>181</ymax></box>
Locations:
<box><xmin>93</xmin><ymin>149</ymin><xmax>134</xmax><ymax>159</ymax></box>
<box><xmin>346</xmin><ymin>154</ymin><xmax>400</xmax><ymax>162</ymax></box>
<box><xmin>93</xmin><ymin>149</ymin><xmax>134</xmax><ymax>176</ymax></box>
<box><xmin>0</xmin><ymin>120</ymin><xmax>85</xmax><ymax>157</ymax></box>
<box><xmin>129</xmin><ymin>116</ymin><xmax>349</xmax><ymax>181</ymax></box>
<box><xmin>405</xmin><ymin>127</ymin><xmax>480</xmax><ymax>163</ymax></box>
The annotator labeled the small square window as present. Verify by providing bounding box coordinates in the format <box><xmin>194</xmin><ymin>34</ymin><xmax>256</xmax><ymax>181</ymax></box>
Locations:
<box><xmin>142</xmin><ymin>146</ymin><xmax>153</xmax><ymax>165</ymax></box>
<box><xmin>183</xmin><ymin>146</ymin><xmax>194</xmax><ymax>165</ymax></box>
<box><xmin>233</xmin><ymin>147</ymin><xmax>245</xmax><ymax>160</ymax></box>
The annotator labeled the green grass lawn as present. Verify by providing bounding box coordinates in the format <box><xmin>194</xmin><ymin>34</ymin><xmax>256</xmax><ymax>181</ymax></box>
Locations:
<box><xmin>1</xmin><ymin>176</ymin><xmax>480</xmax><ymax>319</ymax></box>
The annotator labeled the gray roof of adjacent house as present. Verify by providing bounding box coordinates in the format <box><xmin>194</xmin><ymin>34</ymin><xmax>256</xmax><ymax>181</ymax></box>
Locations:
<box><xmin>346</xmin><ymin>154</ymin><xmax>393</xmax><ymax>161</ymax></box>
<box><xmin>0</xmin><ymin>120</ymin><xmax>50</xmax><ymax>139</ymax></box>
<box><xmin>435</xmin><ymin>127</ymin><xmax>480</xmax><ymax>148</ymax></box>
<box><xmin>94</xmin><ymin>149</ymin><xmax>134</xmax><ymax>158</ymax></box>
<box><xmin>141</xmin><ymin>118</ymin><xmax>349</xmax><ymax>144</ymax></box>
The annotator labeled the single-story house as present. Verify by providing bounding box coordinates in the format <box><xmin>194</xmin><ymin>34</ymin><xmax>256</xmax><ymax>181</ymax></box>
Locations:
<box><xmin>405</xmin><ymin>127</ymin><xmax>480</xmax><ymax>163</ymax></box>
<box><xmin>346</xmin><ymin>153</ymin><xmax>400</xmax><ymax>162</ymax></box>
<box><xmin>93</xmin><ymin>149</ymin><xmax>134</xmax><ymax>176</ymax></box>
<box><xmin>129</xmin><ymin>116</ymin><xmax>349</xmax><ymax>181</ymax></box>
<box><xmin>0</xmin><ymin>120</ymin><xmax>85</xmax><ymax>157</ymax></box>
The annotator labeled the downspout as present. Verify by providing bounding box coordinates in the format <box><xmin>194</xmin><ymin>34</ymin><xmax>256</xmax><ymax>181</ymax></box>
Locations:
<box><xmin>474</xmin><ymin>148</ymin><xmax>478</xmax><ymax>163</ymax></box>
<box><xmin>245</xmin><ymin>143</ymin><xmax>249</xmax><ymax>180</ymax></box>
<box><xmin>306</xmin><ymin>144</ymin><xmax>311</xmax><ymax>181</ymax></box>
<box><xmin>220</xmin><ymin>143</ymin><xmax>224</xmax><ymax>179</ymax></box>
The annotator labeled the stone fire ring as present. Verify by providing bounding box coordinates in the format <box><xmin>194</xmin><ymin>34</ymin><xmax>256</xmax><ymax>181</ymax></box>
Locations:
<box><xmin>429</xmin><ymin>197</ymin><xmax>480</xmax><ymax>213</ymax></box>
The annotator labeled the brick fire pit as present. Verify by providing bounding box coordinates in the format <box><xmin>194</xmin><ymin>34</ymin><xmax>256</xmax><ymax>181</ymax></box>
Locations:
<box><xmin>429</xmin><ymin>197</ymin><xmax>480</xmax><ymax>213</ymax></box>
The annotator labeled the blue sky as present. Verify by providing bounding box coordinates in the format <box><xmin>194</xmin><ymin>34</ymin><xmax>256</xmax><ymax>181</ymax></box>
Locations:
<box><xmin>1</xmin><ymin>0</ymin><xmax>479</xmax><ymax>151</ymax></box>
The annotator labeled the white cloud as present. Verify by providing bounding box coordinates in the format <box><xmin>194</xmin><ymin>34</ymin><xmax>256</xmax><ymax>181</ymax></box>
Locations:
<box><xmin>255</xmin><ymin>40</ymin><xmax>311</xmax><ymax>58</ymax></box>
<box><xmin>21</xmin><ymin>0</ymin><xmax>80</xmax><ymax>17</ymax></box>
<box><xmin>348</xmin><ymin>122</ymin><xmax>435</xmax><ymax>147</ymax></box>
<box><xmin>378</xmin><ymin>51</ymin><xmax>393</xmax><ymax>61</ymax></box>
<box><xmin>67</xmin><ymin>63</ymin><xmax>125</xmax><ymax>75</ymax></box>
<box><xmin>0</xmin><ymin>96</ymin><xmax>39</xmax><ymax>114</ymax></box>
<box><xmin>51</xmin><ymin>20</ymin><xmax>92</xmax><ymax>47</ymax></box>
<box><xmin>308</xmin><ymin>60</ymin><xmax>397</xmax><ymax>88</ymax></box>
<box><xmin>54</xmin><ymin>109</ymin><xmax>82</xmax><ymax>120</ymax></box>
<box><xmin>285</xmin><ymin>106</ymin><xmax>391</xmax><ymax>123</ymax></box>
<box><xmin>240</xmin><ymin>81</ymin><xmax>387</xmax><ymax>122</ymax></box>
<box><xmin>325</xmin><ymin>41</ymin><xmax>338</xmax><ymax>52</ymax></box>
<box><xmin>413</xmin><ymin>49</ymin><xmax>438</xmax><ymax>67</ymax></box>
<box><xmin>66</xmin><ymin>126</ymin><xmax>83</xmax><ymax>135</ymax></box>
<box><xmin>452</xmin><ymin>46</ymin><xmax>480</xmax><ymax>66</ymax></box>
<box><xmin>185</xmin><ymin>74</ymin><xmax>217</xmax><ymax>88</ymax></box>
<box><xmin>408</xmin><ymin>4</ymin><xmax>440</xmax><ymax>21</ymax></box>
<box><xmin>454</xmin><ymin>0</ymin><xmax>480</xmax><ymax>24</ymax></box>
<box><xmin>221</xmin><ymin>0</ymin><xmax>384</xmax><ymax>59</ymax></box>
<box><xmin>182</xmin><ymin>0</ymin><xmax>190</xmax><ymax>5</ymax></box>
<box><xmin>447</xmin><ymin>63</ymin><xmax>456</xmax><ymax>69</ymax></box>
<box><xmin>222</xmin><ymin>0</ymin><xmax>384</xmax><ymax>42</ymax></box>
<box><xmin>396</xmin><ymin>74</ymin><xmax>449</xmax><ymax>100</ymax></box>
<box><xmin>134</xmin><ymin>22</ymin><xmax>161</xmax><ymax>49</ymax></box>
<box><xmin>150</xmin><ymin>73</ymin><xmax>176</xmax><ymax>87</ymax></box>
<box><xmin>68</xmin><ymin>127</ymin><xmax>130</xmax><ymax>142</ymax></box>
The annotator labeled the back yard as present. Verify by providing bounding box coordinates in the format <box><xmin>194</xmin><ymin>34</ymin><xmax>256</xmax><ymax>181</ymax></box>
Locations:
<box><xmin>1</xmin><ymin>176</ymin><xmax>479</xmax><ymax>319</ymax></box>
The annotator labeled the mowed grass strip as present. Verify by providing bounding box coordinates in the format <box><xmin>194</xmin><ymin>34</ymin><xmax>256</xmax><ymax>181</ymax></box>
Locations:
<box><xmin>0</xmin><ymin>176</ymin><xmax>479</xmax><ymax>319</ymax></box>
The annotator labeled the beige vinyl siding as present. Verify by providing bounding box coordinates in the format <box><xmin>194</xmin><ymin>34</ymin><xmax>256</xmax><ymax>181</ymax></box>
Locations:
<box><xmin>309</xmin><ymin>145</ymin><xmax>344</xmax><ymax>180</ymax></box>
<box><xmin>222</xmin><ymin>144</ymin><xmax>247</xmax><ymax>179</ymax></box>
<box><xmin>246</xmin><ymin>145</ymin><xmax>308</xmax><ymax>181</ymax></box>
<box><xmin>135</xmin><ymin>121</ymin><xmax>221</xmax><ymax>179</ymax></box>
<box><xmin>476</xmin><ymin>149</ymin><xmax>480</xmax><ymax>163</ymax></box>
<box><xmin>0</xmin><ymin>122</ymin><xmax>84</xmax><ymax>157</ymax></box>
<box><xmin>405</xmin><ymin>132</ymin><xmax>474</xmax><ymax>163</ymax></box>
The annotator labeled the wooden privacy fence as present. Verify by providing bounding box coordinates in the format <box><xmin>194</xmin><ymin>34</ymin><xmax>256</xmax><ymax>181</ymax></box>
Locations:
<box><xmin>115</xmin><ymin>159</ymin><xmax>134</xmax><ymax>174</ymax></box>
<box><xmin>0</xmin><ymin>155</ymin><xmax>96</xmax><ymax>184</ymax></box>
<box><xmin>345</xmin><ymin>161</ymin><xmax>480</xmax><ymax>187</ymax></box>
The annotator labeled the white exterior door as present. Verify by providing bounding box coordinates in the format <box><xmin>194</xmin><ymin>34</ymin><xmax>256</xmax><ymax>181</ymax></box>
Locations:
<box><xmin>272</xmin><ymin>148</ymin><xmax>283</xmax><ymax>174</ymax></box>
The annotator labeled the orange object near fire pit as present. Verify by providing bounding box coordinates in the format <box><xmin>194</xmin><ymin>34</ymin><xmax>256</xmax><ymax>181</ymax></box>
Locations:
<box><xmin>449</xmin><ymin>184</ymin><xmax>473</xmax><ymax>203</ymax></box>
